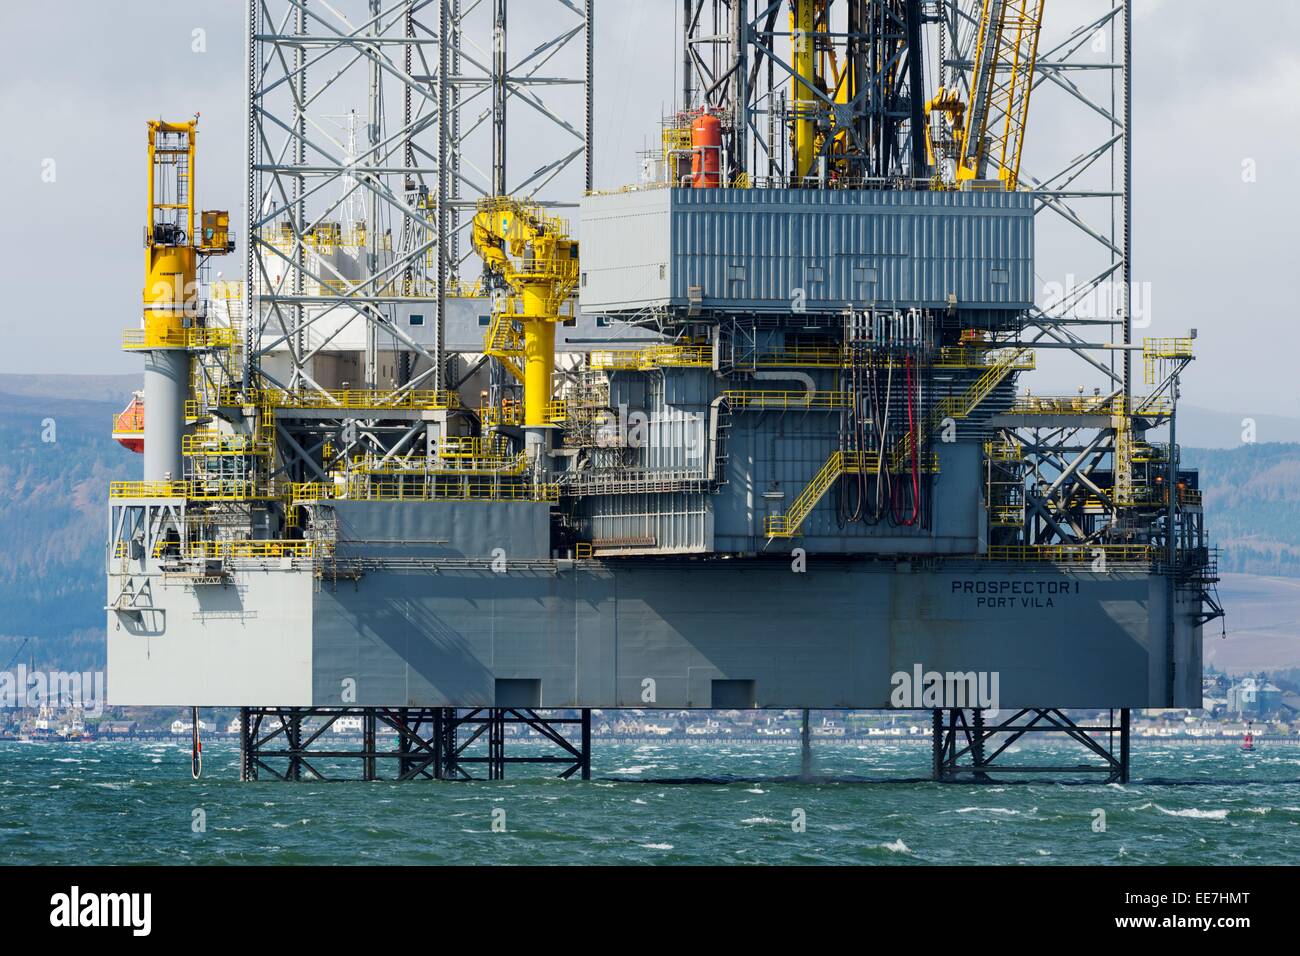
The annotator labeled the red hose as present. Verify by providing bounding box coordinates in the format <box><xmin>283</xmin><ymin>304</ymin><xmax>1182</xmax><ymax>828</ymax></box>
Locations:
<box><xmin>899</xmin><ymin>356</ymin><xmax>920</xmax><ymax>528</ymax></box>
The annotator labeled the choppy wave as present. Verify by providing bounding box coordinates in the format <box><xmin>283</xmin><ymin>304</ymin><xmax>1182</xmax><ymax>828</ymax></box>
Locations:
<box><xmin>1</xmin><ymin>739</ymin><xmax>1298</xmax><ymax>865</ymax></box>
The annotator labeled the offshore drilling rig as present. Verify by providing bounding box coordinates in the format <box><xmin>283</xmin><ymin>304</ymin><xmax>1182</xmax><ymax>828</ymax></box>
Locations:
<box><xmin>107</xmin><ymin>0</ymin><xmax>1222</xmax><ymax>783</ymax></box>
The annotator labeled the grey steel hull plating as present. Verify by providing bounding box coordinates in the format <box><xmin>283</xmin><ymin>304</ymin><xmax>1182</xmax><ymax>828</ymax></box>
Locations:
<box><xmin>107</xmin><ymin>561</ymin><xmax>1201</xmax><ymax>710</ymax></box>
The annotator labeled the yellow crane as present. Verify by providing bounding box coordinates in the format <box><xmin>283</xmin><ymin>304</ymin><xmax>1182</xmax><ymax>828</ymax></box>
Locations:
<box><xmin>929</xmin><ymin>0</ymin><xmax>1045</xmax><ymax>190</ymax></box>
<box><xmin>131</xmin><ymin>118</ymin><xmax>233</xmax><ymax>482</ymax></box>
<box><xmin>471</xmin><ymin>197</ymin><xmax>579</xmax><ymax>430</ymax></box>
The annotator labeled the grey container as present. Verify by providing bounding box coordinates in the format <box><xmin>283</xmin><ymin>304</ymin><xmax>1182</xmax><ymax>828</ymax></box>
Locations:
<box><xmin>579</xmin><ymin>187</ymin><xmax>1034</xmax><ymax>316</ymax></box>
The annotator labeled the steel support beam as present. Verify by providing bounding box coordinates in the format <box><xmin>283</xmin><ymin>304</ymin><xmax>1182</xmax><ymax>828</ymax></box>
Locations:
<box><xmin>237</xmin><ymin>706</ymin><xmax>592</xmax><ymax>782</ymax></box>
<box><xmin>931</xmin><ymin>707</ymin><xmax>1130</xmax><ymax>784</ymax></box>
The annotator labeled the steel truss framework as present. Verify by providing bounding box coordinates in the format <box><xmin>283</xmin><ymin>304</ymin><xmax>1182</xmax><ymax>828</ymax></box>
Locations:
<box><xmin>239</xmin><ymin>706</ymin><xmax>592</xmax><ymax>781</ymax></box>
<box><xmin>931</xmin><ymin>708</ymin><xmax>1131</xmax><ymax>783</ymax></box>
<box><xmin>683</xmin><ymin>0</ymin><xmax>928</xmax><ymax>183</ymax></box>
<box><xmin>944</xmin><ymin>1</ymin><xmax>1175</xmax><ymax>548</ymax></box>
<box><xmin>242</xmin><ymin>0</ymin><xmax>592</xmax><ymax>410</ymax></box>
<box><xmin>946</xmin><ymin>1</ymin><xmax>1221</xmax><ymax>650</ymax></box>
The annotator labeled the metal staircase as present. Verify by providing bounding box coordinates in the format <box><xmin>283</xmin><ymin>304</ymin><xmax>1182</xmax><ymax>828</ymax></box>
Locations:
<box><xmin>484</xmin><ymin>312</ymin><xmax>525</xmax><ymax>382</ymax></box>
<box><xmin>766</xmin><ymin>451</ymin><xmax>872</xmax><ymax>538</ymax></box>
<box><xmin>891</xmin><ymin>347</ymin><xmax>1031</xmax><ymax>470</ymax></box>
<box><xmin>766</xmin><ymin>348</ymin><xmax>1030</xmax><ymax>539</ymax></box>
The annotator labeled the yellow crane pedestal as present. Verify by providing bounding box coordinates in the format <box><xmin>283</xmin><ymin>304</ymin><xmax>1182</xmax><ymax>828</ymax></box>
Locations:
<box><xmin>521</xmin><ymin>311</ymin><xmax>557</xmax><ymax>431</ymax></box>
<box><xmin>471</xmin><ymin>198</ymin><xmax>579</xmax><ymax>445</ymax></box>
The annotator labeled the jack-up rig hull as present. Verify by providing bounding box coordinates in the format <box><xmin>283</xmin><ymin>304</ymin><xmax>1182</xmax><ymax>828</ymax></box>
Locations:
<box><xmin>108</xmin><ymin>1</ymin><xmax>1221</xmax><ymax>783</ymax></box>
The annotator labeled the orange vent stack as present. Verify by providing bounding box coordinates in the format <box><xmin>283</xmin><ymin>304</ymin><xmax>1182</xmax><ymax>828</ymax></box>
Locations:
<box><xmin>691</xmin><ymin>112</ymin><xmax>722</xmax><ymax>188</ymax></box>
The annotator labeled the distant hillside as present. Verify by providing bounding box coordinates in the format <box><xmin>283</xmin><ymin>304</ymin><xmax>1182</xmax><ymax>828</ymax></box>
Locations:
<box><xmin>1210</xmin><ymin>574</ymin><xmax>1300</xmax><ymax>674</ymax></box>
<box><xmin>1176</xmin><ymin>406</ymin><xmax>1300</xmax><ymax>449</ymax></box>
<box><xmin>0</xmin><ymin>373</ymin><xmax>138</xmax><ymax>405</ymax></box>
<box><xmin>1183</xmin><ymin>444</ymin><xmax>1300</xmax><ymax>577</ymax></box>
<box><xmin>0</xmin><ymin>387</ymin><xmax>137</xmax><ymax>671</ymax></box>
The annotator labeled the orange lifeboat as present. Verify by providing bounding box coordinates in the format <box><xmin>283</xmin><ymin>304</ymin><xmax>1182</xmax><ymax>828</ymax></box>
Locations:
<box><xmin>113</xmin><ymin>391</ymin><xmax>145</xmax><ymax>453</ymax></box>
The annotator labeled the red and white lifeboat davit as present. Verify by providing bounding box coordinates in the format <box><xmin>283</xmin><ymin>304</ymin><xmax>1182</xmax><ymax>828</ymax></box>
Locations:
<box><xmin>113</xmin><ymin>391</ymin><xmax>145</xmax><ymax>453</ymax></box>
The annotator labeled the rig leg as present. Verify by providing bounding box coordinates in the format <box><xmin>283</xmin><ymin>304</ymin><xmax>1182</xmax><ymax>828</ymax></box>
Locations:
<box><xmin>396</xmin><ymin>707</ymin><xmax>412</xmax><ymax>779</ymax></box>
<box><xmin>435</xmin><ymin>708</ymin><xmax>453</xmax><ymax>780</ymax></box>
<box><xmin>1119</xmin><ymin>708</ymin><xmax>1131</xmax><ymax>784</ymax></box>
<box><xmin>800</xmin><ymin>709</ymin><xmax>813</xmax><ymax>780</ymax></box>
<box><xmin>286</xmin><ymin>709</ymin><xmax>303</xmax><ymax>782</ymax></box>
<box><xmin>970</xmin><ymin>709</ymin><xmax>992</xmax><ymax>783</ymax></box>
<box><xmin>362</xmin><ymin>711</ymin><xmax>377</xmax><ymax>782</ymax></box>
<box><xmin>930</xmin><ymin>709</ymin><xmax>944</xmax><ymax>782</ymax></box>
<box><xmin>239</xmin><ymin>707</ymin><xmax>255</xmax><ymax>782</ymax></box>
<box><xmin>580</xmin><ymin>708</ymin><xmax>592</xmax><ymax>781</ymax></box>
<box><xmin>488</xmin><ymin>709</ymin><xmax>506</xmax><ymax>780</ymax></box>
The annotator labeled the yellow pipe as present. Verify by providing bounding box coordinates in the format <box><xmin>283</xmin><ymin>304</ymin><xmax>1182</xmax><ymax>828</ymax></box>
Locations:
<box><xmin>791</xmin><ymin>0</ymin><xmax>817</xmax><ymax>182</ymax></box>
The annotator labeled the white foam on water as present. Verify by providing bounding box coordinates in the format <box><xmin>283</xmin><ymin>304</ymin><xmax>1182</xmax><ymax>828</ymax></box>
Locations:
<box><xmin>1152</xmin><ymin>804</ymin><xmax>1229</xmax><ymax>820</ymax></box>
<box><xmin>639</xmin><ymin>842</ymin><xmax>673</xmax><ymax>850</ymax></box>
<box><xmin>740</xmin><ymin>816</ymin><xmax>780</xmax><ymax>825</ymax></box>
<box><xmin>879</xmin><ymin>839</ymin><xmax>911</xmax><ymax>854</ymax></box>
<box><xmin>950</xmin><ymin>806</ymin><xmax>1020</xmax><ymax>815</ymax></box>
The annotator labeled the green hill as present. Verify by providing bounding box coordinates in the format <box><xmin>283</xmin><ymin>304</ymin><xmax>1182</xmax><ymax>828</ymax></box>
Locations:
<box><xmin>1183</xmin><ymin>444</ymin><xmax>1300</xmax><ymax>576</ymax></box>
<box><xmin>0</xmin><ymin>387</ymin><xmax>138</xmax><ymax>671</ymax></box>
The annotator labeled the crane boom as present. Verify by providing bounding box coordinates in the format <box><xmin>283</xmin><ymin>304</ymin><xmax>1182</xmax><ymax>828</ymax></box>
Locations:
<box><xmin>953</xmin><ymin>0</ymin><xmax>1045</xmax><ymax>189</ymax></box>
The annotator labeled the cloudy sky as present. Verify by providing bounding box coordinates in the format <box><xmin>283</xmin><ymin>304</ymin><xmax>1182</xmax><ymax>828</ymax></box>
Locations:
<box><xmin>0</xmin><ymin>1</ymin><xmax>1294</xmax><ymax>419</ymax></box>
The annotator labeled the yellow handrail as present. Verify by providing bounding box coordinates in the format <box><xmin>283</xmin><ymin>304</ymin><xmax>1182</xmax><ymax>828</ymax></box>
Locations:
<box><xmin>589</xmin><ymin>345</ymin><xmax>712</xmax><ymax>370</ymax></box>
<box><xmin>983</xmin><ymin>544</ymin><xmax>1153</xmax><ymax>563</ymax></box>
<box><xmin>187</xmin><ymin>540</ymin><xmax>317</xmax><ymax>559</ymax></box>
<box><xmin>251</xmin><ymin>388</ymin><xmax>461</xmax><ymax>411</ymax></box>
<box><xmin>724</xmin><ymin>390</ymin><xmax>852</xmax><ymax>410</ymax></box>
<box><xmin>1006</xmin><ymin>395</ymin><xmax>1173</xmax><ymax>416</ymax></box>
<box><xmin>109</xmin><ymin>480</ymin><xmax>189</xmax><ymax>498</ymax></box>
<box><xmin>122</xmin><ymin>327</ymin><xmax>236</xmax><ymax>350</ymax></box>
